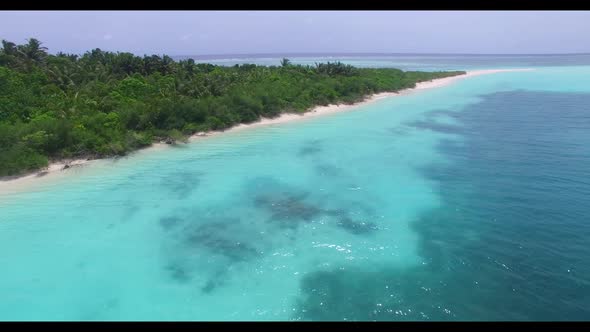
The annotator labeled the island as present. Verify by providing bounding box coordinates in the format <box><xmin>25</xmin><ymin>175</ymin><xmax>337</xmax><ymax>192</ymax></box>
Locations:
<box><xmin>0</xmin><ymin>38</ymin><xmax>465</xmax><ymax>177</ymax></box>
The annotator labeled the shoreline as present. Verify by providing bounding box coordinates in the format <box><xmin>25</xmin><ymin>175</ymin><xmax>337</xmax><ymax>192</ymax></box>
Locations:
<box><xmin>184</xmin><ymin>68</ymin><xmax>533</xmax><ymax>140</ymax></box>
<box><xmin>0</xmin><ymin>68</ymin><xmax>533</xmax><ymax>191</ymax></box>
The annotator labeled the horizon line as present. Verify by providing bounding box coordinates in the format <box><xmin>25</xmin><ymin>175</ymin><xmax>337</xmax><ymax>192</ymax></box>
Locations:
<box><xmin>170</xmin><ymin>52</ymin><xmax>590</xmax><ymax>59</ymax></box>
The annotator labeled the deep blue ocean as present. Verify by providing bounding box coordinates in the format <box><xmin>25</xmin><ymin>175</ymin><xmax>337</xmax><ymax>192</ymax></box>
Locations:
<box><xmin>1</xmin><ymin>55</ymin><xmax>589</xmax><ymax>320</ymax></box>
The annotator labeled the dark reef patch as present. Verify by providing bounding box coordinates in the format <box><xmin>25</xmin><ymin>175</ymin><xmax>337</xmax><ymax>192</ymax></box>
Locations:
<box><xmin>314</xmin><ymin>163</ymin><xmax>342</xmax><ymax>177</ymax></box>
<box><xmin>190</xmin><ymin>236</ymin><xmax>259</xmax><ymax>262</ymax></box>
<box><xmin>121</xmin><ymin>202</ymin><xmax>139</xmax><ymax>220</ymax></box>
<box><xmin>255</xmin><ymin>192</ymin><xmax>322</xmax><ymax>229</ymax></box>
<box><xmin>198</xmin><ymin>266</ymin><xmax>233</xmax><ymax>294</ymax></box>
<box><xmin>184</xmin><ymin>219</ymin><xmax>260</xmax><ymax>262</ymax></box>
<box><xmin>160</xmin><ymin>216</ymin><xmax>263</xmax><ymax>292</ymax></box>
<box><xmin>335</xmin><ymin>216</ymin><xmax>379</xmax><ymax>235</ymax></box>
<box><xmin>246</xmin><ymin>176</ymin><xmax>380</xmax><ymax>233</ymax></box>
<box><xmin>298</xmin><ymin>139</ymin><xmax>323</xmax><ymax>157</ymax></box>
<box><xmin>324</xmin><ymin>209</ymin><xmax>378</xmax><ymax>235</ymax></box>
<box><xmin>161</xmin><ymin>171</ymin><xmax>203</xmax><ymax>199</ymax></box>
<box><xmin>159</xmin><ymin>216</ymin><xmax>184</xmax><ymax>230</ymax></box>
<box><xmin>165</xmin><ymin>262</ymin><xmax>192</xmax><ymax>283</ymax></box>
<box><xmin>405</xmin><ymin>116</ymin><xmax>463</xmax><ymax>135</ymax></box>
<box><xmin>201</xmin><ymin>276</ymin><xmax>226</xmax><ymax>294</ymax></box>
<box><xmin>246</xmin><ymin>176</ymin><xmax>323</xmax><ymax>229</ymax></box>
<box><xmin>424</xmin><ymin>109</ymin><xmax>460</xmax><ymax>118</ymax></box>
<box><xmin>387</xmin><ymin>126</ymin><xmax>411</xmax><ymax>136</ymax></box>
<box><xmin>201</xmin><ymin>279</ymin><xmax>218</xmax><ymax>294</ymax></box>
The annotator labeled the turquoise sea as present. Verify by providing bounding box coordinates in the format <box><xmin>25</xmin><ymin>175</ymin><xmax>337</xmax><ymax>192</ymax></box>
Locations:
<box><xmin>1</xmin><ymin>56</ymin><xmax>589</xmax><ymax>320</ymax></box>
<box><xmin>180</xmin><ymin>53</ymin><xmax>590</xmax><ymax>71</ymax></box>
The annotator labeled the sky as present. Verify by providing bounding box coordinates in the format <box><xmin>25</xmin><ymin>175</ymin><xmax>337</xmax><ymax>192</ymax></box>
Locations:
<box><xmin>1</xmin><ymin>11</ymin><xmax>589</xmax><ymax>56</ymax></box>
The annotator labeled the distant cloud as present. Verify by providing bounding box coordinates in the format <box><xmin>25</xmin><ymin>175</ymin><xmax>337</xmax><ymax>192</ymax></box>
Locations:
<box><xmin>180</xmin><ymin>34</ymin><xmax>192</xmax><ymax>41</ymax></box>
<box><xmin>103</xmin><ymin>34</ymin><xmax>112</xmax><ymax>40</ymax></box>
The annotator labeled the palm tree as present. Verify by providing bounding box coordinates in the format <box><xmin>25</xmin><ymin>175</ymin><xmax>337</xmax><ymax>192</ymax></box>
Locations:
<box><xmin>46</xmin><ymin>61</ymin><xmax>81</xmax><ymax>91</ymax></box>
<box><xmin>21</xmin><ymin>38</ymin><xmax>48</xmax><ymax>61</ymax></box>
<box><xmin>161</xmin><ymin>55</ymin><xmax>175</xmax><ymax>75</ymax></box>
<box><xmin>56</xmin><ymin>52</ymin><xmax>79</xmax><ymax>62</ymax></box>
<box><xmin>0</xmin><ymin>40</ymin><xmax>18</xmax><ymax>66</ymax></box>
<box><xmin>280</xmin><ymin>58</ymin><xmax>291</xmax><ymax>67</ymax></box>
<box><xmin>16</xmin><ymin>38</ymin><xmax>48</xmax><ymax>69</ymax></box>
<box><xmin>1</xmin><ymin>40</ymin><xmax>17</xmax><ymax>56</ymax></box>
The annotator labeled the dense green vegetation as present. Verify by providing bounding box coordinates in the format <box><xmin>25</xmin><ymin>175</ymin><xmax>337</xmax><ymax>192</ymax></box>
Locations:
<box><xmin>0</xmin><ymin>39</ymin><xmax>465</xmax><ymax>176</ymax></box>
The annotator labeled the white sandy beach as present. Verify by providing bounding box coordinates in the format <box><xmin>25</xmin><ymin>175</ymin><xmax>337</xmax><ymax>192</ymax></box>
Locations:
<box><xmin>189</xmin><ymin>68</ymin><xmax>533</xmax><ymax>139</ymax></box>
<box><xmin>0</xmin><ymin>68</ymin><xmax>533</xmax><ymax>191</ymax></box>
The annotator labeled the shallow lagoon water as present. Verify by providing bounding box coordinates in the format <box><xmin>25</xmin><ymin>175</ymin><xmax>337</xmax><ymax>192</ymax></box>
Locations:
<box><xmin>1</xmin><ymin>63</ymin><xmax>590</xmax><ymax>320</ymax></box>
